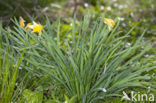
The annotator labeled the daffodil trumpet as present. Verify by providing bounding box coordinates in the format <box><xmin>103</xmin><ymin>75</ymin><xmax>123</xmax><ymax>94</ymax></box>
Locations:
<box><xmin>28</xmin><ymin>21</ymin><xmax>44</xmax><ymax>36</ymax></box>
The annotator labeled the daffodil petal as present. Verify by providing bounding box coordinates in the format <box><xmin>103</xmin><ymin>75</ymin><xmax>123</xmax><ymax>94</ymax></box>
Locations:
<box><xmin>32</xmin><ymin>21</ymin><xmax>38</xmax><ymax>26</ymax></box>
<box><xmin>25</xmin><ymin>23</ymin><xmax>32</xmax><ymax>30</ymax></box>
<box><xmin>20</xmin><ymin>17</ymin><xmax>25</xmax><ymax>28</ymax></box>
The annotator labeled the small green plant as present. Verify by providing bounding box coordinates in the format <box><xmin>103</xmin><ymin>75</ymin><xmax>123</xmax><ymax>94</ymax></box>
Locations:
<box><xmin>22</xmin><ymin>89</ymin><xmax>43</xmax><ymax>103</ymax></box>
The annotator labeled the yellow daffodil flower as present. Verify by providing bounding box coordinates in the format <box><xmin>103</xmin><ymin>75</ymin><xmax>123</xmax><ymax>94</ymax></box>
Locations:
<box><xmin>28</xmin><ymin>21</ymin><xmax>44</xmax><ymax>36</ymax></box>
<box><xmin>19</xmin><ymin>17</ymin><xmax>44</xmax><ymax>35</ymax></box>
<box><xmin>104</xmin><ymin>18</ymin><xmax>115</xmax><ymax>30</ymax></box>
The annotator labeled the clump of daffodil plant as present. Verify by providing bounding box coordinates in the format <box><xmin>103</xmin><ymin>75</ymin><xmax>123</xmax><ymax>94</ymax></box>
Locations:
<box><xmin>3</xmin><ymin>16</ymin><xmax>154</xmax><ymax>103</ymax></box>
<box><xmin>20</xmin><ymin>17</ymin><xmax>44</xmax><ymax>36</ymax></box>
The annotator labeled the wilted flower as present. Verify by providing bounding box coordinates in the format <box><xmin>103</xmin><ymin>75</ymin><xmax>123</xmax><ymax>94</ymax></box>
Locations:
<box><xmin>104</xmin><ymin>18</ymin><xmax>115</xmax><ymax>30</ymax></box>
